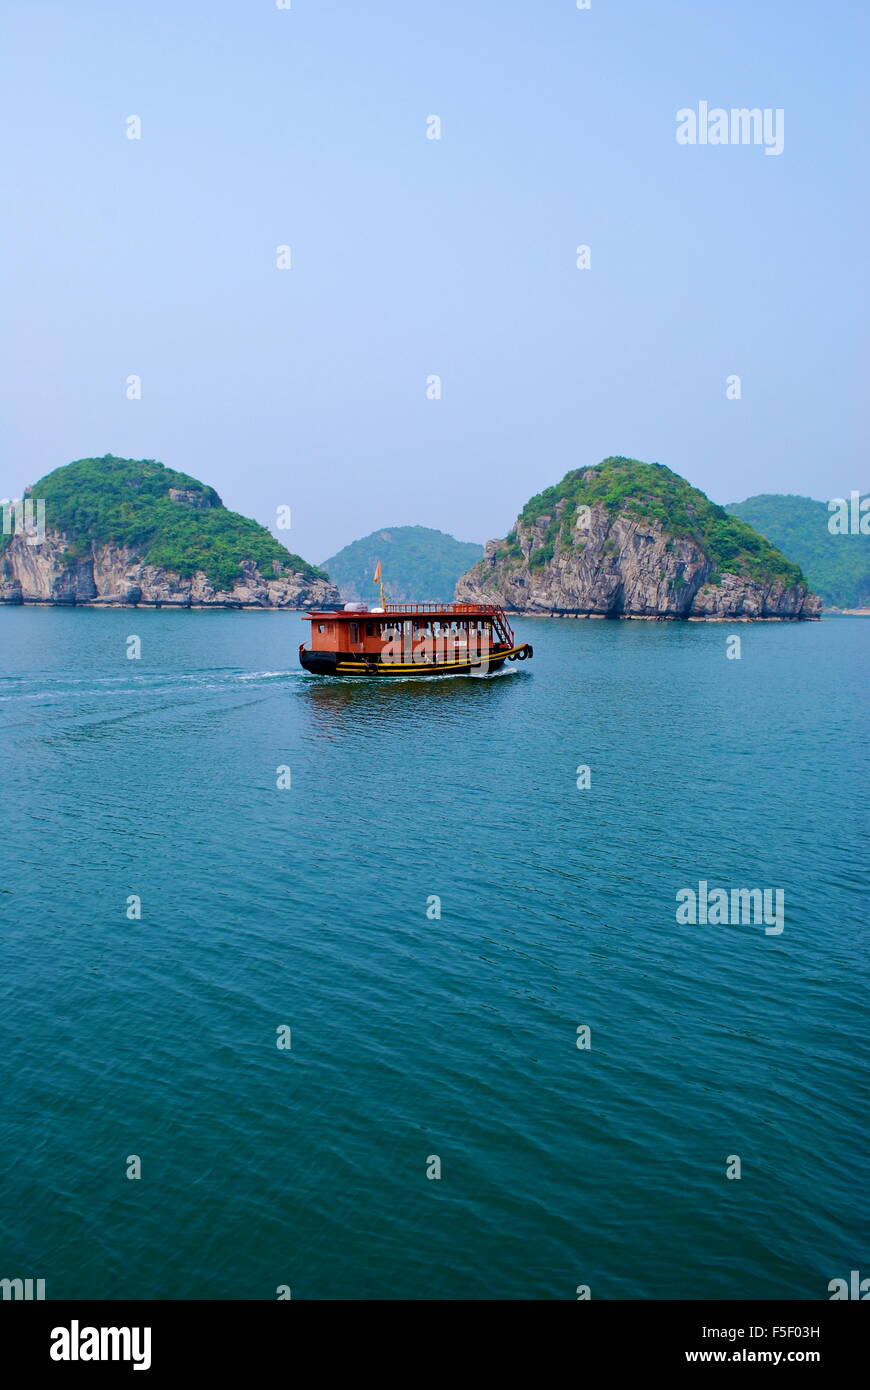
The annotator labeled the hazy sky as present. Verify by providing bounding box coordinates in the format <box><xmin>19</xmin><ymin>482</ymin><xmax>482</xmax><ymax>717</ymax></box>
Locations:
<box><xmin>2</xmin><ymin>0</ymin><xmax>866</xmax><ymax>564</ymax></box>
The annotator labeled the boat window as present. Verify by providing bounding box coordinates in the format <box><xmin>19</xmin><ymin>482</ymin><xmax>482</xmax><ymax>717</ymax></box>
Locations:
<box><xmin>318</xmin><ymin>623</ymin><xmax>325</xmax><ymax>634</ymax></box>
<box><xmin>366</xmin><ymin>623</ymin><xmax>374</xmax><ymax>635</ymax></box>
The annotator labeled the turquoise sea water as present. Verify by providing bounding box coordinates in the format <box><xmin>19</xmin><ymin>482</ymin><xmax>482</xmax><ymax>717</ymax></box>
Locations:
<box><xmin>1</xmin><ymin>608</ymin><xmax>867</xmax><ymax>1301</ymax></box>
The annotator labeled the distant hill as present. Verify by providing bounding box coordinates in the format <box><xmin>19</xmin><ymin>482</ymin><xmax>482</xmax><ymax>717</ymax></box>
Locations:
<box><xmin>726</xmin><ymin>494</ymin><xmax>870</xmax><ymax>608</ymax></box>
<box><xmin>456</xmin><ymin>456</ymin><xmax>819</xmax><ymax>619</ymax></box>
<box><xmin>322</xmin><ymin>526</ymin><xmax>484</xmax><ymax>603</ymax></box>
<box><xmin>0</xmin><ymin>456</ymin><xmax>337</xmax><ymax>608</ymax></box>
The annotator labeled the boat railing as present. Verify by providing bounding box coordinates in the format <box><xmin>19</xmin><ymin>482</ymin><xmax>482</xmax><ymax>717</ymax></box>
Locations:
<box><xmin>381</xmin><ymin>602</ymin><xmax>492</xmax><ymax>614</ymax></box>
<box><xmin>380</xmin><ymin>602</ymin><xmax>514</xmax><ymax>645</ymax></box>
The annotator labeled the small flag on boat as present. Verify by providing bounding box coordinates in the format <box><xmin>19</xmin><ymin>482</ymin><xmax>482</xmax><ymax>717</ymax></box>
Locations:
<box><xmin>373</xmin><ymin>561</ymin><xmax>382</xmax><ymax>585</ymax></box>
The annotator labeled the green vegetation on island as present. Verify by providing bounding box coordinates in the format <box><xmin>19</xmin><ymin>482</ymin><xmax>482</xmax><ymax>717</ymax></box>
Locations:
<box><xmin>508</xmin><ymin>457</ymin><xmax>806</xmax><ymax>588</ymax></box>
<box><xmin>10</xmin><ymin>456</ymin><xmax>327</xmax><ymax>591</ymax></box>
<box><xmin>322</xmin><ymin>525</ymin><xmax>484</xmax><ymax>602</ymax></box>
<box><xmin>726</xmin><ymin>494</ymin><xmax>870</xmax><ymax>608</ymax></box>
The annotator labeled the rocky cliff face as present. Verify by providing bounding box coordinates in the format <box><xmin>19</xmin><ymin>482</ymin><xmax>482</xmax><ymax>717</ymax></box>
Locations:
<box><xmin>0</xmin><ymin>533</ymin><xmax>339</xmax><ymax>608</ymax></box>
<box><xmin>456</xmin><ymin>502</ymin><xmax>821</xmax><ymax>619</ymax></box>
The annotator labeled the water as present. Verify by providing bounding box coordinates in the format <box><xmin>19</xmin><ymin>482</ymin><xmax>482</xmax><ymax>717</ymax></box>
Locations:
<box><xmin>1</xmin><ymin>607</ymin><xmax>867</xmax><ymax>1301</ymax></box>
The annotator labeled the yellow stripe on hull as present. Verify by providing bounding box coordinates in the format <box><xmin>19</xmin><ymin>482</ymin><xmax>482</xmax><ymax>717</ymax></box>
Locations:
<box><xmin>334</xmin><ymin>643</ymin><xmax>529</xmax><ymax>673</ymax></box>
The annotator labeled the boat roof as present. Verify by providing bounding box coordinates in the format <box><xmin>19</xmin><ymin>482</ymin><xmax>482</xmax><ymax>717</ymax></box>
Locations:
<box><xmin>305</xmin><ymin>602</ymin><xmax>506</xmax><ymax>619</ymax></box>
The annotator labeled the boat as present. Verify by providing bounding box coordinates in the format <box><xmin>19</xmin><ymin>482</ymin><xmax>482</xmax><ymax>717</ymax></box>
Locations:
<box><xmin>299</xmin><ymin>601</ymin><xmax>533</xmax><ymax>677</ymax></box>
<box><xmin>299</xmin><ymin>557</ymin><xmax>534</xmax><ymax>680</ymax></box>
<box><xmin>299</xmin><ymin>560</ymin><xmax>532</xmax><ymax>678</ymax></box>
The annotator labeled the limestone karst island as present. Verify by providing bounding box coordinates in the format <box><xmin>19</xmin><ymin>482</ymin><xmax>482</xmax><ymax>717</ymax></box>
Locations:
<box><xmin>456</xmin><ymin>458</ymin><xmax>820</xmax><ymax>620</ymax></box>
<box><xmin>0</xmin><ymin>456</ymin><xmax>338</xmax><ymax>609</ymax></box>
